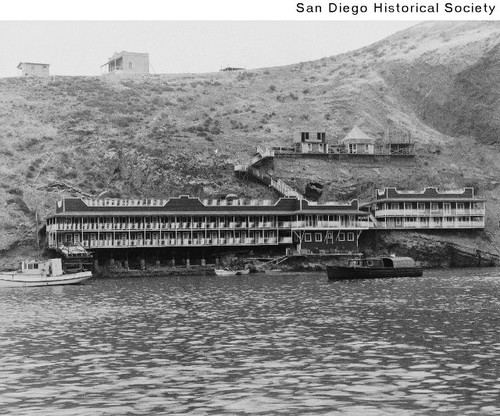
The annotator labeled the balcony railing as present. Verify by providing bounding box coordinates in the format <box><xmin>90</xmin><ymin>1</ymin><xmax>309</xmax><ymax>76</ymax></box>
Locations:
<box><xmin>60</xmin><ymin>236</ymin><xmax>284</xmax><ymax>249</ymax></box>
<box><xmin>375</xmin><ymin>208</ymin><xmax>485</xmax><ymax>217</ymax></box>
<box><xmin>376</xmin><ymin>219</ymin><xmax>485</xmax><ymax>229</ymax></box>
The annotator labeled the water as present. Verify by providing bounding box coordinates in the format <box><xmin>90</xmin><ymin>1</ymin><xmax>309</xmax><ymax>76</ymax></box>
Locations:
<box><xmin>1</xmin><ymin>269</ymin><xmax>500</xmax><ymax>415</ymax></box>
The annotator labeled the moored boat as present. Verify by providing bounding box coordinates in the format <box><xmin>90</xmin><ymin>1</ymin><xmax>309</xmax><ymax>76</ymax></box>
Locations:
<box><xmin>0</xmin><ymin>258</ymin><xmax>92</xmax><ymax>288</ymax></box>
<box><xmin>215</xmin><ymin>268</ymin><xmax>250</xmax><ymax>276</ymax></box>
<box><xmin>327</xmin><ymin>256</ymin><xmax>423</xmax><ymax>281</ymax></box>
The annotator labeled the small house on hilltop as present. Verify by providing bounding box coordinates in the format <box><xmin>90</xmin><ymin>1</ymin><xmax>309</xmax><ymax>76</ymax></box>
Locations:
<box><xmin>341</xmin><ymin>127</ymin><xmax>376</xmax><ymax>154</ymax></box>
<box><xmin>17</xmin><ymin>62</ymin><xmax>50</xmax><ymax>76</ymax></box>
<box><xmin>101</xmin><ymin>51</ymin><xmax>149</xmax><ymax>75</ymax></box>
<box><xmin>294</xmin><ymin>131</ymin><xmax>328</xmax><ymax>154</ymax></box>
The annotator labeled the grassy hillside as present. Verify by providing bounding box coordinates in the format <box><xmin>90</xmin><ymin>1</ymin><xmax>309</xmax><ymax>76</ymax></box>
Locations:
<box><xmin>1</xmin><ymin>21</ymin><xmax>500</xmax><ymax>264</ymax></box>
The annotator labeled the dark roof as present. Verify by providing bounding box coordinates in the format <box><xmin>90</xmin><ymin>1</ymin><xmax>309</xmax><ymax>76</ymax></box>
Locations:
<box><xmin>17</xmin><ymin>62</ymin><xmax>50</xmax><ymax>68</ymax></box>
<box><xmin>375</xmin><ymin>187</ymin><xmax>480</xmax><ymax>201</ymax></box>
<box><xmin>49</xmin><ymin>196</ymin><xmax>367</xmax><ymax>218</ymax></box>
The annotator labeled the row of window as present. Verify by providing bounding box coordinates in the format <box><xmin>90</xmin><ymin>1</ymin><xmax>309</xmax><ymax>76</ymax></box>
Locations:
<box><xmin>379</xmin><ymin>202</ymin><xmax>481</xmax><ymax>211</ymax></box>
<box><xmin>48</xmin><ymin>214</ymin><xmax>359</xmax><ymax>225</ymax></box>
<box><xmin>303</xmin><ymin>232</ymin><xmax>355</xmax><ymax>243</ymax></box>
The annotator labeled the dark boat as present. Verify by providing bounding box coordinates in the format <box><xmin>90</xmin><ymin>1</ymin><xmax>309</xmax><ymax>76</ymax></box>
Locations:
<box><xmin>327</xmin><ymin>257</ymin><xmax>423</xmax><ymax>280</ymax></box>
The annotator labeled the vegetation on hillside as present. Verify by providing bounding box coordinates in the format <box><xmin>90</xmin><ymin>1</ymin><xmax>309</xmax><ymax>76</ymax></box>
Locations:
<box><xmin>1</xmin><ymin>21</ymin><xmax>500</xmax><ymax>263</ymax></box>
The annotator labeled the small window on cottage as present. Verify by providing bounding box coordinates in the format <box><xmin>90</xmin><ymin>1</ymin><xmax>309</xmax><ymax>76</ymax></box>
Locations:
<box><xmin>304</xmin><ymin>233</ymin><xmax>312</xmax><ymax>242</ymax></box>
<box><xmin>315</xmin><ymin>233</ymin><xmax>322</xmax><ymax>242</ymax></box>
<box><xmin>338</xmin><ymin>233</ymin><xmax>345</xmax><ymax>241</ymax></box>
<box><xmin>347</xmin><ymin>232</ymin><xmax>354</xmax><ymax>241</ymax></box>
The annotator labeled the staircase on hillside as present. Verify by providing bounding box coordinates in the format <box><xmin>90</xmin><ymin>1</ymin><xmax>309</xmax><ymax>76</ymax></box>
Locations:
<box><xmin>235</xmin><ymin>146</ymin><xmax>309</xmax><ymax>201</ymax></box>
<box><xmin>270</xmin><ymin>178</ymin><xmax>305</xmax><ymax>200</ymax></box>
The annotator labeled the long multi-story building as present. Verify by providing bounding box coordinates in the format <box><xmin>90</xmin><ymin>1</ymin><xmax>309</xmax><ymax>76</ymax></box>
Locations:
<box><xmin>366</xmin><ymin>187</ymin><xmax>485</xmax><ymax>229</ymax></box>
<box><xmin>46</xmin><ymin>196</ymin><xmax>370</xmax><ymax>258</ymax></box>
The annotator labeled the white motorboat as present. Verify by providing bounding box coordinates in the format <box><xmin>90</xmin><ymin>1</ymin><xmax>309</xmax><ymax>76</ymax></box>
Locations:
<box><xmin>214</xmin><ymin>268</ymin><xmax>250</xmax><ymax>276</ymax></box>
<box><xmin>0</xmin><ymin>258</ymin><xmax>92</xmax><ymax>288</ymax></box>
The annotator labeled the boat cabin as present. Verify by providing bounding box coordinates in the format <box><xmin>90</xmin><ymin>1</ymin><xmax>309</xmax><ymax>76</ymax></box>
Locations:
<box><xmin>347</xmin><ymin>257</ymin><xmax>417</xmax><ymax>268</ymax></box>
<box><xmin>21</xmin><ymin>258</ymin><xmax>63</xmax><ymax>276</ymax></box>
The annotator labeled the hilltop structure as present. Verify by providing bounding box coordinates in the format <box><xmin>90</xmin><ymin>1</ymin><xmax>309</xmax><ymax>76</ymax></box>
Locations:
<box><xmin>294</xmin><ymin>131</ymin><xmax>328</xmax><ymax>154</ymax></box>
<box><xmin>101</xmin><ymin>51</ymin><xmax>149</xmax><ymax>75</ymax></box>
<box><xmin>17</xmin><ymin>62</ymin><xmax>50</xmax><ymax>76</ymax></box>
<box><xmin>341</xmin><ymin>127</ymin><xmax>376</xmax><ymax>154</ymax></box>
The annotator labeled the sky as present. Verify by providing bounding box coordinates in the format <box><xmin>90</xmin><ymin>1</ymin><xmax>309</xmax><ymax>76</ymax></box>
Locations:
<box><xmin>0</xmin><ymin>21</ymin><xmax>418</xmax><ymax>78</ymax></box>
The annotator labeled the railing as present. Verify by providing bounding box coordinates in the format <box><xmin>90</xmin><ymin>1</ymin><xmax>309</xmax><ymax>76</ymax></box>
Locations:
<box><xmin>377</xmin><ymin>220</ymin><xmax>485</xmax><ymax>229</ymax></box>
<box><xmin>270</xmin><ymin>178</ymin><xmax>305</xmax><ymax>200</ymax></box>
<box><xmin>375</xmin><ymin>208</ymin><xmax>486</xmax><ymax>217</ymax></box>
<box><xmin>62</xmin><ymin>237</ymin><xmax>284</xmax><ymax>249</ymax></box>
<box><xmin>49</xmin><ymin>219</ymin><xmax>374</xmax><ymax>233</ymax></box>
<box><xmin>291</xmin><ymin>221</ymin><xmax>369</xmax><ymax>229</ymax></box>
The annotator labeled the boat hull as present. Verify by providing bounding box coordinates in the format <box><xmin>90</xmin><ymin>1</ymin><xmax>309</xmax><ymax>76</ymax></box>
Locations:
<box><xmin>215</xmin><ymin>269</ymin><xmax>250</xmax><ymax>276</ymax></box>
<box><xmin>0</xmin><ymin>271</ymin><xmax>92</xmax><ymax>288</ymax></box>
<box><xmin>327</xmin><ymin>266</ymin><xmax>423</xmax><ymax>281</ymax></box>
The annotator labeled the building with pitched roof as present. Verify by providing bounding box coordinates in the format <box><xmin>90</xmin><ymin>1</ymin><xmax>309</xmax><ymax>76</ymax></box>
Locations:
<box><xmin>341</xmin><ymin>127</ymin><xmax>377</xmax><ymax>154</ymax></box>
<box><xmin>17</xmin><ymin>62</ymin><xmax>50</xmax><ymax>76</ymax></box>
<box><xmin>101</xmin><ymin>51</ymin><xmax>149</xmax><ymax>75</ymax></box>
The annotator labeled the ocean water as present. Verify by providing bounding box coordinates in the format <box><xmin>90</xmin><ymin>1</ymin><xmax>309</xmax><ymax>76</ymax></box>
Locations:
<box><xmin>1</xmin><ymin>268</ymin><xmax>500</xmax><ymax>415</ymax></box>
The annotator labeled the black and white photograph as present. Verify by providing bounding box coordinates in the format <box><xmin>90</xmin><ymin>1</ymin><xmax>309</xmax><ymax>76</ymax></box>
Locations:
<box><xmin>1</xmin><ymin>3</ymin><xmax>500</xmax><ymax>414</ymax></box>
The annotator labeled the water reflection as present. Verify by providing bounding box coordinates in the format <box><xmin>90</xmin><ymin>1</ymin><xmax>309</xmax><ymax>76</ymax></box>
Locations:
<box><xmin>1</xmin><ymin>269</ymin><xmax>500</xmax><ymax>415</ymax></box>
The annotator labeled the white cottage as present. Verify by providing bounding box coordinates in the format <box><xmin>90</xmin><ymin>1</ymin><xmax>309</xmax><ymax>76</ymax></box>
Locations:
<box><xmin>341</xmin><ymin>127</ymin><xmax>376</xmax><ymax>154</ymax></box>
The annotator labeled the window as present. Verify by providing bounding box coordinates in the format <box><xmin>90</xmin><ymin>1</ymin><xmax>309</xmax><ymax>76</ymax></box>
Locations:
<box><xmin>431</xmin><ymin>203</ymin><xmax>439</xmax><ymax>212</ymax></box>
<box><xmin>391</xmin><ymin>203</ymin><xmax>399</xmax><ymax>210</ymax></box>
<box><xmin>457</xmin><ymin>203</ymin><xmax>465</xmax><ymax>212</ymax></box>
<box><xmin>404</xmin><ymin>203</ymin><xmax>412</xmax><ymax>211</ymax></box>
<box><xmin>365</xmin><ymin>144</ymin><xmax>370</xmax><ymax>152</ymax></box>
<box><xmin>443</xmin><ymin>203</ymin><xmax>451</xmax><ymax>215</ymax></box>
<box><xmin>301</xmin><ymin>132</ymin><xmax>309</xmax><ymax>141</ymax></box>
<box><xmin>304</xmin><ymin>233</ymin><xmax>312</xmax><ymax>242</ymax></box>
<box><xmin>417</xmin><ymin>203</ymin><xmax>425</xmax><ymax>212</ymax></box>
<box><xmin>347</xmin><ymin>232</ymin><xmax>354</xmax><ymax>241</ymax></box>
<box><xmin>315</xmin><ymin>233</ymin><xmax>322</xmax><ymax>242</ymax></box>
<box><xmin>348</xmin><ymin>144</ymin><xmax>357</xmax><ymax>154</ymax></box>
<box><xmin>338</xmin><ymin>233</ymin><xmax>345</xmax><ymax>241</ymax></box>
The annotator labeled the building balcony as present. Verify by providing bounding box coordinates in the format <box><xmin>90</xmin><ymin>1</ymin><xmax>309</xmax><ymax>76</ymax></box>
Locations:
<box><xmin>375</xmin><ymin>208</ymin><xmax>486</xmax><ymax>217</ymax></box>
<box><xmin>56</xmin><ymin>235</ymin><xmax>287</xmax><ymax>250</ymax></box>
<box><xmin>291</xmin><ymin>221</ymin><xmax>369</xmax><ymax>229</ymax></box>
<box><xmin>376</xmin><ymin>219</ymin><xmax>485</xmax><ymax>229</ymax></box>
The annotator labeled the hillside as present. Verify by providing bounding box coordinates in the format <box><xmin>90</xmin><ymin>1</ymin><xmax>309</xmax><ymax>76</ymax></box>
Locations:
<box><xmin>1</xmin><ymin>21</ymin><xmax>500</xmax><ymax>265</ymax></box>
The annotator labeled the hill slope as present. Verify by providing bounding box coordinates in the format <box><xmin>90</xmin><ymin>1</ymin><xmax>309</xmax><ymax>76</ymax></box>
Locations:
<box><xmin>1</xmin><ymin>21</ymin><xmax>500</xmax><ymax>265</ymax></box>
